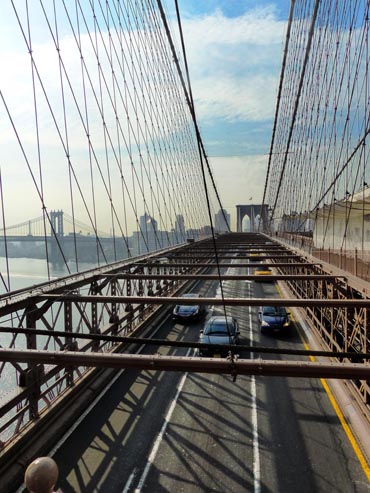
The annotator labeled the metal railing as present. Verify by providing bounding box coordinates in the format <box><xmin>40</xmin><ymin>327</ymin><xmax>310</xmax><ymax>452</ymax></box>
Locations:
<box><xmin>278</xmin><ymin>232</ymin><xmax>370</xmax><ymax>283</ymax></box>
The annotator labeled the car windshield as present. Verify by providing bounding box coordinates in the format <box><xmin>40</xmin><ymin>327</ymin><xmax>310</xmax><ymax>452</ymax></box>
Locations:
<box><xmin>176</xmin><ymin>294</ymin><xmax>199</xmax><ymax>309</ymax></box>
<box><xmin>204</xmin><ymin>320</ymin><xmax>235</xmax><ymax>335</ymax></box>
<box><xmin>256</xmin><ymin>266</ymin><xmax>270</xmax><ymax>271</ymax></box>
<box><xmin>263</xmin><ymin>307</ymin><xmax>286</xmax><ymax>316</ymax></box>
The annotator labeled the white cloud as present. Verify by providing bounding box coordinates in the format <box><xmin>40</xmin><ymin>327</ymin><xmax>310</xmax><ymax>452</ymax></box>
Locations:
<box><xmin>194</xmin><ymin>73</ymin><xmax>278</xmax><ymax>122</ymax></box>
<box><xmin>180</xmin><ymin>6</ymin><xmax>286</xmax><ymax>122</ymax></box>
<box><xmin>184</xmin><ymin>7</ymin><xmax>284</xmax><ymax>46</ymax></box>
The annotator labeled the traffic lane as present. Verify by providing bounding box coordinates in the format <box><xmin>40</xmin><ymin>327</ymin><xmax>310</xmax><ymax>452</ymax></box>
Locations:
<box><xmin>51</xmin><ymin>272</ymin><xmax>368</xmax><ymax>492</ymax></box>
<box><xmin>137</xmin><ymin>274</ymin><xmax>369</xmax><ymax>493</ymax></box>
<box><xmin>134</xmin><ymin>269</ymin><xmax>257</xmax><ymax>491</ymax></box>
<box><xmin>52</xmin><ymin>279</ymin><xmax>218</xmax><ymax>493</ymax></box>
<box><xmin>252</xmin><ymin>279</ymin><xmax>369</xmax><ymax>491</ymax></box>
<box><xmin>52</xmin><ymin>313</ymin><xmax>206</xmax><ymax>493</ymax></box>
<box><xmin>258</xmin><ymin>375</ymin><xmax>369</xmax><ymax>492</ymax></box>
<box><xmin>138</xmin><ymin>372</ymin><xmax>257</xmax><ymax>493</ymax></box>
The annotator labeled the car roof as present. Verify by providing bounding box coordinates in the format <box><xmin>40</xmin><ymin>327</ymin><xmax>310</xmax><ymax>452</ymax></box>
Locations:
<box><xmin>181</xmin><ymin>293</ymin><xmax>199</xmax><ymax>298</ymax></box>
<box><xmin>262</xmin><ymin>306</ymin><xmax>287</xmax><ymax>312</ymax></box>
<box><xmin>207</xmin><ymin>316</ymin><xmax>234</xmax><ymax>323</ymax></box>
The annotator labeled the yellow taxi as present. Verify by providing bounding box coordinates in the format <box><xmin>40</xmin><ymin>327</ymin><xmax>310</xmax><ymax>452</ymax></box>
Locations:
<box><xmin>250</xmin><ymin>251</ymin><xmax>262</xmax><ymax>257</ymax></box>
<box><xmin>253</xmin><ymin>264</ymin><xmax>273</xmax><ymax>281</ymax></box>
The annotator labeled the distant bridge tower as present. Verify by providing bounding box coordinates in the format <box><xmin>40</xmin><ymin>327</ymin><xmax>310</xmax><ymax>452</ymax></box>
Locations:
<box><xmin>236</xmin><ymin>204</ymin><xmax>268</xmax><ymax>232</ymax></box>
<box><xmin>49</xmin><ymin>210</ymin><xmax>64</xmax><ymax>263</ymax></box>
<box><xmin>50</xmin><ymin>210</ymin><xmax>64</xmax><ymax>237</ymax></box>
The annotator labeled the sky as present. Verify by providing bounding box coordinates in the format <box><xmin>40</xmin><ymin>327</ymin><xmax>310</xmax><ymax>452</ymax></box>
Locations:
<box><xmin>0</xmin><ymin>0</ymin><xmax>291</xmax><ymax>233</ymax></box>
<box><xmin>167</xmin><ymin>0</ymin><xmax>291</xmax><ymax>227</ymax></box>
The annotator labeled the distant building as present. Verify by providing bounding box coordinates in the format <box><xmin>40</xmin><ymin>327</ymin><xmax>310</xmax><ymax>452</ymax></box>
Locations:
<box><xmin>200</xmin><ymin>225</ymin><xmax>212</xmax><ymax>237</ymax></box>
<box><xmin>174</xmin><ymin>214</ymin><xmax>186</xmax><ymax>242</ymax></box>
<box><xmin>139</xmin><ymin>212</ymin><xmax>159</xmax><ymax>253</ymax></box>
<box><xmin>214</xmin><ymin>209</ymin><xmax>230</xmax><ymax>232</ymax></box>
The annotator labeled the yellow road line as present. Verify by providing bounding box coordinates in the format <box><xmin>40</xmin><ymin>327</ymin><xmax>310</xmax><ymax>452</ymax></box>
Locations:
<box><xmin>276</xmin><ymin>283</ymin><xmax>370</xmax><ymax>479</ymax></box>
<box><xmin>300</xmin><ymin>334</ymin><xmax>370</xmax><ymax>481</ymax></box>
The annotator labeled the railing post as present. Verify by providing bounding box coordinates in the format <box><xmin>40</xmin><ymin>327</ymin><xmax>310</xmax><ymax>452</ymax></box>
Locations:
<box><xmin>64</xmin><ymin>301</ymin><xmax>76</xmax><ymax>386</ymax></box>
<box><xmin>354</xmin><ymin>247</ymin><xmax>358</xmax><ymax>276</ymax></box>
<box><xmin>91</xmin><ymin>280</ymin><xmax>99</xmax><ymax>351</ymax></box>
<box><xmin>125</xmin><ymin>276</ymin><xmax>133</xmax><ymax>332</ymax></box>
<box><xmin>125</xmin><ymin>277</ymin><xmax>133</xmax><ymax>312</ymax></box>
<box><xmin>162</xmin><ymin>261</ymin><xmax>168</xmax><ymax>292</ymax></box>
<box><xmin>109</xmin><ymin>279</ymin><xmax>119</xmax><ymax>335</ymax></box>
<box><xmin>23</xmin><ymin>305</ymin><xmax>42</xmax><ymax>420</ymax></box>
<box><xmin>147</xmin><ymin>266</ymin><xmax>154</xmax><ymax>296</ymax></box>
<box><xmin>155</xmin><ymin>263</ymin><xmax>162</xmax><ymax>295</ymax></box>
<box><xmin>147</xmin><ymin>266</ymin><xmax>154</xmax><ymax>313</ymax></box>
<box><xmin>138</xmin><ymin>267</ymin><xmax>145</xmax><ymax>321</ymax></box>
<box><xmin>25</xmin><ymin>457</ymin><xmax>59</xmax><ymax>493</ymax></box>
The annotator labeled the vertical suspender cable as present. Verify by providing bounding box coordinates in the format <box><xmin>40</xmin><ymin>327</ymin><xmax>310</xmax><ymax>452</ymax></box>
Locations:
<box><xmin>261</xmin><ymin>0</ymin><xmax>296</xmax><ymax>231</ymax></box>
<box><xmin>0</xmin><ymin>169</ymin><xmax>11</xmax><ymax>292</ymax></box>
<box><xmin>156</xmin><ymin>0</ymin><xmax>229</xmax><ymax>232</ymax></box>
<box><xmin>269</xmin><ymin>0</ymin><xmax>321</xmax><ymax>221</ymax></box>
<box><xmin>159</xmin><ymin>0</ymin><xmax>232</xmax><ymax>346</ymax></box>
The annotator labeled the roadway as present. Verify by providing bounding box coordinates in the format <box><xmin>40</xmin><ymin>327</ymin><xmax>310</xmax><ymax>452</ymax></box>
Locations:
<box><xmin>30</xmin><ymin>259</ymin><xmax>369</xmax><ymax>492</ymax></box>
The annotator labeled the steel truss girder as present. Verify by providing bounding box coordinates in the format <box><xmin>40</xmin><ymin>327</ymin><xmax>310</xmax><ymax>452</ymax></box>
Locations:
<box><xmin>36</xmin><ymin>295</ymin><xmax>370</xmax><ymax>308</ymax></box>
<box><xmin>274</xmin><ymin>260</ymin><xmax>370</xmax><ymax>407</ymax></box>
<box><xmin>98</xmin><ymin>274</ymin><xmax>343</xmax><ymax>281</ymax></box>
<box><xmin>162</xmin><ymin>255</ymin><xmax>299</xmax><ymax>260</ymax></box>
<box><xmin>131</xmin><ymin>262</ymin><xmax>320</xmax><ymax>268</ymax></box>
<box><xmin>0</xmin><ymin>349</ymin><xmax>369</xmax><ymax>380</ymax></box>
<box><xmin>1</xmin><ymin>327</ymin><xmax>368</xmax><ymax>360</ymax></box>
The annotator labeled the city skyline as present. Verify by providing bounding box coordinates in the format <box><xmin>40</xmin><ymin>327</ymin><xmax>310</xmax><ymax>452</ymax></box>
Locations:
<box><xmin>1</xmin><ymin>205</ymin><xmax>261</xmax><ymax>239</ymax></box>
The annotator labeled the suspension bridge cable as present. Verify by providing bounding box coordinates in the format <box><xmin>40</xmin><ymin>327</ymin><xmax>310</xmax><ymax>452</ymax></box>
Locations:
<box><xmin>269</xmin><ymin>0</ymin><xmax>321</xmax><ymax>221</ymax></box>
<box><xmin>2</xmin><ymin>0</ymin><xmax>228</xmax><ymax>290</ymax></box>
<box><xmin>262</xmin><ymin>0</ymin><xmax>295</xmax><ymax>226</ymax></box>
<box><xmin>0</xmin><ymin>88</ymin><xmax>71</xmax><ymax>272</ymax></box>
<box><xmin>26</xmin><ymin>0</ymin><xmax>53</xmax><ymax>278</ymax></box>
<box><xmin>155</xmin><ymin>0</ymin><xmax>229</xmax><ymax>230</ymax></box>
<box><xmin>0</xmin><ymin>168</ymin><xmax>11</xmax><ymax>292</ymax></box>
<box><xmin>168</xmin><ymin>0</ymin><xmax>235</xmax><ymax>352</ymax></box>
<box><xmin>264</xmin><ymin>0</ymin><xmax>370</xmax><ymax>270</ymax></box>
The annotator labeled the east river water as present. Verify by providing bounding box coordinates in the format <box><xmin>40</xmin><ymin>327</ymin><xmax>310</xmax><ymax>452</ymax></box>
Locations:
<box><xmin>0</xmin><ymin>257</ymin><xmax>98</xmax><ymax>404</ymax></box>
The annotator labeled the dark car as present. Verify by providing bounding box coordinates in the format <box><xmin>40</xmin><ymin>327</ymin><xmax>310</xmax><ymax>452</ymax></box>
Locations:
<box><xmin>198</xmin><ymin>316</ymin><xmax>240</xmax><ymax>357</ymax></box>
<box><xmin>259</xmin><ymin>306</ymin><xmax>290</xmax><ymax>333</ymax></box>
<box><xmin>173</xmin><ymin>293</ymin><xmax>204</xmax><ymax>322</ymax></box>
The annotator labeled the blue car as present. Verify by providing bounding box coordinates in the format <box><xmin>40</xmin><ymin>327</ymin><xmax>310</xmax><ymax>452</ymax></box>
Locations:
<box><xmin>173</xmin><ymin>293</ymin><xmax>205</xmax><ymax>322</ymax></box>
<box><xmin>259</xmin><ymin>306</ymin><xmax>291</xmax><ymax>333</ymax></box>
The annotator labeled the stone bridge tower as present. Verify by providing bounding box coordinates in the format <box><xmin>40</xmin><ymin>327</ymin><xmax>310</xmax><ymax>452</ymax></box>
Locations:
<box><xmin>236</xmin><ymin>204</ymin><xmax>269</xmax><ymax>232</ymax></box>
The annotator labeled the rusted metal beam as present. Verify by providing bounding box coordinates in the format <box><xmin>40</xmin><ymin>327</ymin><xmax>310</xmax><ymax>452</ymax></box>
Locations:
<box><xmin>163</xmin><ymin>255</ymin><xmax>299</xmax><ymax>260</ymax></box>
<box><xmin>36</xmin><ymin>295</ymin><xmax>370</xmax><ymax>307</ymax></box>
<box><xmin>1</xmin><ymin>294</ymin><xmax>365</xmax><ymax>318</ymax></box>
<box><xmin>0</xmin><ymin>349</ymin><xmax>369</xmax><ymax>379</ymax></box>
<box><xmin>176</xmin><ymin>247</ymin><xmax>286</xmax><ymax>251</ymax></box>
<box><xmin>3</xmin><ymin>326</ymin><xmax>369</xmax><ymax>359</ymax></box>
<box><xmin>99</xmin><ymin>274</ymin><xmax>343</xmax><ymax>281</ymax></box>
<box><xmin>133</xmin><ymin>262</ymin><xmax>321</xmax><ymax>268</ymax></box>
